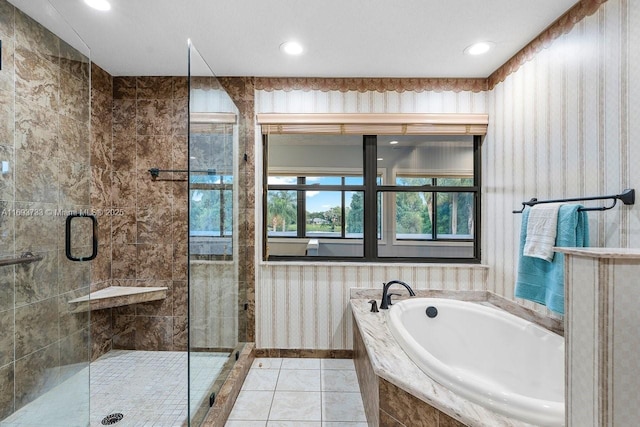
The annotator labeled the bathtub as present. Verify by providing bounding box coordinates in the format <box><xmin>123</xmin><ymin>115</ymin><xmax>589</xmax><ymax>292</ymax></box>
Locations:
<box><xmin>387</xmin><ymin>298</ymin><xmax>564</xmax><ymax>427</ymax></box>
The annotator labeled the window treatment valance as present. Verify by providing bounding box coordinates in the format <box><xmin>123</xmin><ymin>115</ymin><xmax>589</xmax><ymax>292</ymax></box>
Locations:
<box><xmin>257</xmin><ymin>113</ymin><xmax>488</xmax><ymax>136</ymax></box>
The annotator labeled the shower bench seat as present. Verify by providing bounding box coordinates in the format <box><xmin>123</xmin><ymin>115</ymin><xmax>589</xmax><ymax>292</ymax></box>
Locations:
<box><xmin>68</xmin><ymin>286</ymin><xmax>169</xmax><ymax>313</ymax></box>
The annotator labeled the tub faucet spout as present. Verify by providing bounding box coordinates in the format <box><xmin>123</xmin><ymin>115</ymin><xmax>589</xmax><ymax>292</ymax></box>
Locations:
<box><xmin>380</xmin><ymin>280</ymin><xmax>415</xmax><ymax>309</ymax></box>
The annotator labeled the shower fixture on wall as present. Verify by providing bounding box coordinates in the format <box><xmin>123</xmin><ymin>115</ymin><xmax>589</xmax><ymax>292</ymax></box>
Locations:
<box><xmin>0</xmin><ymin>251</ymin><xmax>42</xmax><ymax>267</ymax></box>
<box><xmin>148</xmin><ymin>168</ymin><xmax>217</xmax><ymax>180</ymax></box>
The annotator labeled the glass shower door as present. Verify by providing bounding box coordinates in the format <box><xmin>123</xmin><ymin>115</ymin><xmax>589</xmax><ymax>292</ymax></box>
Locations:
<box><xmin>187</xmin><ymin>40</ymin><xmax>241</xmax><ymax>426</ymax></box>
<box><xmin>0</xmin><ymin>1</ymin><xmax>92</xmax><ymax>426</ymax></box>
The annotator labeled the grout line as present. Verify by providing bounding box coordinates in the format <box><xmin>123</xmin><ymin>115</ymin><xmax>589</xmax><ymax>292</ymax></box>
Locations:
<box><xmin>239</xmin><ymin>358</ymin><xmax>361</xmax><ymax>425</ymax></box>
<box><xmin>319</xmin><ymin>368</ymin><xmax>323</xmax><ymax>424</ymax></box>
<box><xmin>264</xmin><ymin>363</ymin><xmax>281</xmax><ymax>422</ymax></box>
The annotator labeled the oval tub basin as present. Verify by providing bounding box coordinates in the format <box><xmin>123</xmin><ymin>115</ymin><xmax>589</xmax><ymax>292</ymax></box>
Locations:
<box><xmin>388</xmin><ymin>298</ymin><xmax>564</xmax><ymax>426</ymax></box>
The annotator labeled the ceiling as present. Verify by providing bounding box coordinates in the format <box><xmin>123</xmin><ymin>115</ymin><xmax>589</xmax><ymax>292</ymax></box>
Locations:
<box><xmin>8</xmin><ymin>0</ymin><xmax>578</xmax><ymax>78</ymax></box>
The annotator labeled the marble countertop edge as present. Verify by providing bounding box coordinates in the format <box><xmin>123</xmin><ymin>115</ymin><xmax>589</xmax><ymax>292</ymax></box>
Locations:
<box><xmin>350</xmin><ymin>288</ymin><xmax>564</xmax><ymax>336</ymax></box>
<box><xmin>69</xmin><ymin>286</ymin><xmax>168</xmax><ymax>302</ymax></box>
<box><xmin>555</xmin><ymin>247</ymin><xmax>640</xmax><ymax>259</ymax></box>
<box><xmin>67</xmin><ymin>286</ymin><xmax>169</xmax><ymax>313</ymax></box>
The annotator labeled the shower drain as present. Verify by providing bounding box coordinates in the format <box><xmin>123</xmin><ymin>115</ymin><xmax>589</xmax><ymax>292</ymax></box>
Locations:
<box><xmin>101</xmin><ymin>413</ymin><xmax>124</xmax><ymax>425</ymax></box>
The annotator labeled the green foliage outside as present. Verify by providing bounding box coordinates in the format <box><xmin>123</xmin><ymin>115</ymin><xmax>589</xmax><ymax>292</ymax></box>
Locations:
<box><xmin>346</xmin><ymin>192</ymin><xmax>364</xmax><ymax>233</ymax></box>
<box><xmin>395</xmin><ymin>177</ymin><xmax>473</xmax><ymax>237</ymax></box>
<box><xmin>190</xmin><ymin>189</ymin><xmax>232</xmax><ymax>234</ymax></box>
<box><xmin>266</xmin><ymin>177</ymin><xmax>473</xmax><ymax>238</ymax></box>
<box><xmin>267</xmin><ymin>191</ymin><xmax>297</xmax><ymax>232</ymax></box>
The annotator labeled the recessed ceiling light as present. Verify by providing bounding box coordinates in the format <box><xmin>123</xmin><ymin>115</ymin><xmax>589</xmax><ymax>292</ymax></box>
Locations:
<box><xmin>464</xmin><ymin>42</ymin><xmax>494</xmax><ymax>56</ymax></box>
<box><xmin>84</xmin><ymin>0</ymin><xmax>111</xmax><ymax>11</ymax></box>
<box><xmin>280</xmin><ymin>41</ymin><xmax>303</xmax><ymax>55</ymax></box>
<box><xmin>377</xmin><ymin>157</ymin><xmax>384</xmax><ymax>161</ymax></box>
<box><xmin>389</xmin><ymin>140</ymin><xmax>399</xmax><ymax>145</ymax></box>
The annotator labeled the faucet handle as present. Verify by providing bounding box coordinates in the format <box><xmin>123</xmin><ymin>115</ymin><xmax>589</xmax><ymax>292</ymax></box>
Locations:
<box><xmin>386</xmin><ymin>293</ymin><xmax>401</xmax><ymax>306</ymax></box>
<box><xmin>368</xmin><ymin>300</ymin><xmax>379</xmax><ymax>312</ymax></box>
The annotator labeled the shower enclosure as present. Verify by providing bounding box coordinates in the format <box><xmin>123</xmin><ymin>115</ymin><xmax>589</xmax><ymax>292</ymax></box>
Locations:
<box><xmin>0</xmin><ymin>2</ymin><xmax>92</xmax><ymax>426</ymax></box>
<box><xmin>187</xmin><ymin>40</ymin><xmax>244</xmax><ymax>426</ymax></box>
<box><xmin>0</xmin><ymin>1</ymin><xmax>246</xmax><ymax>426</ymax></box>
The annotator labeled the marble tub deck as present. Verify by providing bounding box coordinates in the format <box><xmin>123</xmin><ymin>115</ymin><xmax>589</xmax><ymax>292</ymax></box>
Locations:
<box><xmin>350</xmin><ymin>290</ymin><xmax>560</xmax><ymax>427</ymax></box>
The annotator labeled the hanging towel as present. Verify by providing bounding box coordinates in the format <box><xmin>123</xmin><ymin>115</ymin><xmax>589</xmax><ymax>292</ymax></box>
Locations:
<box><xmin>514</xmin><ymin>204</ymin><xmax>589</xmax><ymax>314</ymax></box>
<box><xmin>523</xmin><ymin>203</ymin><xmax>563</xmax><ymax>261</ymax></box>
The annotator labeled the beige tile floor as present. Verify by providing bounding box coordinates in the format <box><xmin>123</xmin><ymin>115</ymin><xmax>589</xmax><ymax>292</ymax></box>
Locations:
<box><xmin>225</xmin><ymin>358</ymin><xmax>367</xmax><ymax>427</ymax></box>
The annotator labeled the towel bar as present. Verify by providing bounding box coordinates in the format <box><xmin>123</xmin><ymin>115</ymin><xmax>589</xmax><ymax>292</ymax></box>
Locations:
<box><xmin>512</xmin><ymin>189</ymin><xmax>635</xmax><ymax>213</ymax></box>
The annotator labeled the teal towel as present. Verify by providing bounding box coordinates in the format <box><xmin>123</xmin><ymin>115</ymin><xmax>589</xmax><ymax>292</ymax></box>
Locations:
<box><xmin>515</xmin><ymin>204</ymin><xmax>589</xmax><ymax>314</ymax></box>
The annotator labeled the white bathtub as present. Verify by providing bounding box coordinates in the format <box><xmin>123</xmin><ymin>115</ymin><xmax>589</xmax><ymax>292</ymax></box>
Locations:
<box><xmin>388</xmin><ymin>298</ymin><xmax>564</xmax><ymax>427</ymax></box>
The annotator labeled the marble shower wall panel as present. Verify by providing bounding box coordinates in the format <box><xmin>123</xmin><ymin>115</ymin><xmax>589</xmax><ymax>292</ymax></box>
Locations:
<box><xmin>0</xmin><ymin>1</ymin><xmax>16</xmax><ymax>417</ymax></box>
<box><xmin>484</xmin><ymin>0</ymin><xmax>640</xmax><ymax>313</ymax></box>
<box><xmin>110</xmin><ymin>76</ymin><xmax>189</xmax><ymax>352</ymax></box>
<box><xmin>89</xmin><ymin>63</ymin><xmax>113</xmax><ymax>361</ymax></box>
<box><xmin>0</xmin><ymin>0</ymin><xmax>92</xmax><ymax>418</ymax></box>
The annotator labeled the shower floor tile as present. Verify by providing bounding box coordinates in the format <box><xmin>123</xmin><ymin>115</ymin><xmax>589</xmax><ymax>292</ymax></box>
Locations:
<box><xmin>1</xmin><ymin>350</ymin><xmax>229</xmax><ymax>427</ymax></box>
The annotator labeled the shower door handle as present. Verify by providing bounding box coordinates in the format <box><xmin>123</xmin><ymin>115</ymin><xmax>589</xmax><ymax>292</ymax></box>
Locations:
<box><xmin>65</xmin><ymin>214</ymin><xmax>98</xmax><ymax>262</ymax></box>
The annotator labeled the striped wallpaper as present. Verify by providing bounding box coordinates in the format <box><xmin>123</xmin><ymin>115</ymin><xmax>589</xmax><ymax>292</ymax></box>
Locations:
<box><xmin>485</xmin><ymin>0</ymin><xmax>639</xmax><ymax>312</ymax></box>
<box><xmin>255</xmin><ymin>89</ymin><xmax>487</xmax><ymax>115</ymax></box>
<box><xmin>563</xmin><ymin>250</ymin><xmax>640</xmax><ymax>426</ymax></box>
<box><xmin>254</xmin><ymin>0</ymin><xmax>640</xmax><ymax>349</ymax></box>
<box><xmin>257</xmin><ymin>263</ymin><xmax>488</xmax><ymax>349</ymax></box>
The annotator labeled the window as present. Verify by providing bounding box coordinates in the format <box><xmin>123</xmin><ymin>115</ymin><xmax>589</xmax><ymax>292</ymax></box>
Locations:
<box><xmin>264</xmin><ymin>133</ymin><xmax>481</xmax><ymax>262</ymax></box>
<box><xmin>190</xmin><ymin>174</ymin><xmax>233</xmax><ymax>237</ymax></box>
<box><xmin>189</xmin><ymin>125</ymin><xmax>234</xmax><ymax>259</ymax></box>
<box><xmin>393</xmin><ymin>176</ymin><xmax>474</xmax><ymax>240</ymax></box>
<box><xmin>265</xmin><ymin>135</ymin><xmax>366</xmax><ymax>257</ymax></box>
<box><xmin>267</xmin><ymin>176</ymin><xmax>366</xmax><ymax>238</ymax></box>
